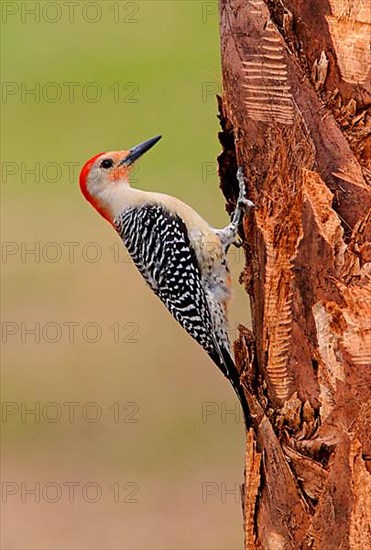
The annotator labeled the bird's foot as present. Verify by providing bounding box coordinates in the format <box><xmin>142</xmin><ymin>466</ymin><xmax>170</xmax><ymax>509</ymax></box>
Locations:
<box><xmin>217</xmin><ymin>168</ymin><xmax>255</xmax><ymax>249</ymax></box>
<box><xmin>231</xmin><ymin>167</ymin><xmax>255</xmax><ymax>226</ymax></box>
<box><xmin>236</xmin><ymin>167</ymin><xmax>255</xmax><ymax>210</ymax></box>
<box><xmin>233</xmin><ymin>234</ymin><xmax>244</xmax><ymax>248</ymax></box>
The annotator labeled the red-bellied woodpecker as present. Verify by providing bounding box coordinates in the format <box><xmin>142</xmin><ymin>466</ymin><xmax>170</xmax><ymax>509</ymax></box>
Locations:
<box><xmin>79</xmin><ymin>136</ymin><xmax>254</xmax><ymax>424</ymax></box>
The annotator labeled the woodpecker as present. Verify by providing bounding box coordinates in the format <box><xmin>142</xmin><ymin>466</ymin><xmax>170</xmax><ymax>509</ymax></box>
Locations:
<box><xmin>79</xmin><ymin>136</ymin><xmax>254</xmax><ymax>424</ymax></box>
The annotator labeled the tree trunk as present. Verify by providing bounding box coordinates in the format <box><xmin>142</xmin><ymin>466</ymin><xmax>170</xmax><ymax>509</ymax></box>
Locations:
<box><xmin>217</xmin><ymin>1</ymin><xmax>370</xmax><ymax>548</ymax></box>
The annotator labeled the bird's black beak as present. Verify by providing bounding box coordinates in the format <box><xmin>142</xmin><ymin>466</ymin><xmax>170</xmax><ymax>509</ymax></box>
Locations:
<box><xmin>120</xmin><ymin>135</ymin><xmax>162</xmax><ymax>166</ymax></box>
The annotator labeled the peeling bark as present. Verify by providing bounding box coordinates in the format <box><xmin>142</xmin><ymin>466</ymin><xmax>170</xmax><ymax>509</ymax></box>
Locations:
<box><xmin>218</xmin><ymin>1</ymin><xmax>370</xmax><ymax>548</ymax></box>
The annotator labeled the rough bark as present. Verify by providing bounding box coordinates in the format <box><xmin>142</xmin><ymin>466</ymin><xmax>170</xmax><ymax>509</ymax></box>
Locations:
<box><xmin>217</xmin><ymin>1</ymin><xmax>370</xmax><ymax>548</ymax></box>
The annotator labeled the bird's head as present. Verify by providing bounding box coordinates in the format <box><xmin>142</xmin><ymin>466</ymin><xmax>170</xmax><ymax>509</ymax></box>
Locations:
<box><xmin>79</xmin><ymin>135</ymin><xmax>162</xmax><ymax>222</ymax></box>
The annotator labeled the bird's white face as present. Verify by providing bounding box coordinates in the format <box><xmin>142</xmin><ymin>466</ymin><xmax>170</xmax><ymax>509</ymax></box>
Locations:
<box><xmin>85</xmin><ymin>151</ymin><xmax>131</xmax><ymax>193</ymax></box>
<box><xmin>79</xmin><ymin>151</ymin><xmax>132</xmax><ymax>222</ymax></box>
<box><xmin>80</xmin><ymin>150</ymin><xmax>136</xmax><ymax>223</ymax></box>
<box><xmin>80</xmin><ymin>136</ymin><xmax>162</xmax><ymax>222</ymax></box>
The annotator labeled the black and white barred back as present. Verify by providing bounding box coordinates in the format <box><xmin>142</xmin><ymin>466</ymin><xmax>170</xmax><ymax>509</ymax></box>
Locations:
<box><xmin>114</xmin><ymin>205</ymin><xmax>228</xmax><ymax>371</ymax></box>
<box><xmin>114</xmin><ymin>204</ymin><xmax>250</xmax><ymax>424</ymax></box>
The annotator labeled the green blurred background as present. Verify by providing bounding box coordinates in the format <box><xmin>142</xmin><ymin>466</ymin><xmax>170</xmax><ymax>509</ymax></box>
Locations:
<box><xmin>1</xmin><ymin>2</ymin><xmax>250</xmax><ymax>548</ymax></box>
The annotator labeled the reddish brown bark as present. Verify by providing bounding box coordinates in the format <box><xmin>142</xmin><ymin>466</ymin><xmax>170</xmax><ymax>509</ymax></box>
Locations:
<box><xmin>217</xmin><ymin>1</ymin><xmax>370</xmax><ymax>548</ymax></box>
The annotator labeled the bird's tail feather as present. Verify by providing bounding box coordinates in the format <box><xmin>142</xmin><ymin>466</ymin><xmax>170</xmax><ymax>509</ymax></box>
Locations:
<box><xmin>210</xmin><ymin>349</ymin><xmax>250</xmax><ymax>427</ymax></box>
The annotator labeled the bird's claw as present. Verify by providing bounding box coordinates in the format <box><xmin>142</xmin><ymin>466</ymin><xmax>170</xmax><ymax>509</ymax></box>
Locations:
<box><xmin>236</xmin><ymin>167</ymin><xmax>256</xmax><ymax>210</ymax></box>
<box><xmin>236</xmin><ymin>167</ymin><xmax>246</xmax><ymax>201</ymax></box>
<box><xmin>233</xmin><ymin>234</ymin><xmax>244</xmax><ymax>248</ymax></box>
<box><xmin>238</xmin><ymin>197</ymin><xmax>256</xmax><ymax>210</ymax></box>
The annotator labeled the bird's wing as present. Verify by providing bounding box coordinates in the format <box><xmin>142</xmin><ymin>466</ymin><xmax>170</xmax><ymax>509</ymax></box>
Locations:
<box><xmin>114</xmin><ymin>204</ymin><xmax>230</xmax><ymax>372</ymax></box>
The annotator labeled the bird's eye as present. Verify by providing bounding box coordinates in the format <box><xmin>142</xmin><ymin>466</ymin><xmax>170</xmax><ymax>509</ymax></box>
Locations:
<box><xmin>100</xmin><ymin>159</ymin><xmax>114</xmax><ymax>169</ymax></box>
